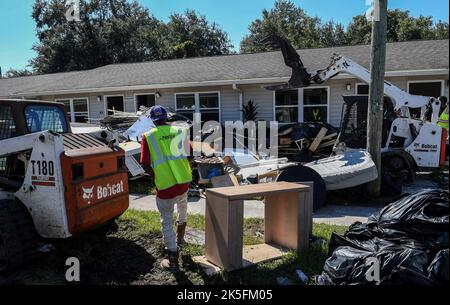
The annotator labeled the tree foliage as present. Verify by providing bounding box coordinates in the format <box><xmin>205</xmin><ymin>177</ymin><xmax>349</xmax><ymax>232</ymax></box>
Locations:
<box><xmin>167</xmin><ymin>10</ymin><xmax>233</xmax><ymax>58</ymax></box>
<box><xmin>2</xmin><ymin>68</ymin><xmax>34</xmax><ymax>78</ymax></box>
<box><xmin>240</xmin><ymin>0</ymin><xmax>449</xmax><ymax>53</ymax></box>
<box><xmin>347</xmin><ymin>9</ymin><xmax>449</xmax><ymax>44</ymax></box>
<box><xmin>30</xmin><ymin>0</ymin><xmax>233</xmax><ymax>73</ymax></box>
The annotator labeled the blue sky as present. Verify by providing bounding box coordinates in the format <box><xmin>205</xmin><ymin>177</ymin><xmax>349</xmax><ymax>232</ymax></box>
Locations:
<box><xmin>0</xmin><ymin>0</ymin><xmax>448</xmax><ymax>71</ymax></box>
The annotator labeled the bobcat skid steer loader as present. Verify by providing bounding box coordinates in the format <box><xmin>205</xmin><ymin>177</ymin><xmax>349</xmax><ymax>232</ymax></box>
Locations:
<box><xmin>0</xmin><ymin>99</ymin><xmax>129</xmax><ymax>272</ymax></box>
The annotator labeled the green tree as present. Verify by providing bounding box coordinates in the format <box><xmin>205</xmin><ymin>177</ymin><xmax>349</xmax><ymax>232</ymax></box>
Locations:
<box><xmin>240</xmin><ymin>0</ymin><xmax>349</xmax><ymax>53</ymax></box>
<box><xmin>3</xmin><ymin>68</ymin><xmax>34</xmax><ymax>78</ymax></box>
<box><xmin>345</xmin><ymin>14</ymin><xmax>372</xmax><ymax>44</ymax></box>
<box><xmin>242</xmin><ymin>3</ymin><xmax>449</xmax><ymax>52</ymax></box>
<box><xmin>346</xmin><ymin>9</ymin><xmax>449</xmax><ymax>44</ymax></box>
<box><xmin>434</xmin><ymin>21</ymin><xmax>450</xmax><ymax>39</ymax></box>
<box><xmin>30</xmin><ymin>0</ymin><xmax>232</xmax><ymax>73</ymax></box>
<box><xmin>166</xmin><ymin>10</ymin><xmax>233</xmax><ymax>58</ymax></box>
<box><xmin>320</xmin><ymin>21</ymin><xmax>348</xmax><ymax>47</ymax></box>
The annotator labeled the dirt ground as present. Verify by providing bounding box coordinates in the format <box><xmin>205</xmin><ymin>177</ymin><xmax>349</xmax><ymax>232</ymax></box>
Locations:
<box><xmin>0</xmin><ymin>224</ymin><xmax>177</xmax><ymax>285</ymax></box>
<box><xmin>1</xmin><ymin>170</ymin><xmax>445</xmax><ymax>285</ymax></box>
<box><xmin>0</xmin><ymin>212</ymin><xmax>346</xmax><ymax>285</ymax></box>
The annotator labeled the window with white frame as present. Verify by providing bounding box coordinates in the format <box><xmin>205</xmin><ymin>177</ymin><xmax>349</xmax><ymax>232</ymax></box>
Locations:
<box><xmin>135</xmin><ymin>94</ymin><xmax>156</xmax><ymax>111</ymax></box>
<box><xmin>275</xmin><ymin>88</ymin><xmax>329</xmax><ymax>123</ymax></box>
<box><xmin>175</xmin><ymin>92</ymin><xmax>220</xmax><ymax>122</ymax></box>
<box><xmin>407</xmin><ymin>80</ymin><xmax>444</xmax><ymax>119</ymax></box>
<box><xmin>408</xmin><ymin>81</ymin><xmax>443</xmax><ymax>98</ymax></box>
<box><xmin>57</xmin><ymin>98</ymin><xmax>89</xmax><ymax>123</ymax></box>
<box><xmin>302</xmin><ymin>88</ymin><xmax>328</xmax><ymax>122</ymax></box>
<box><xmin>106</xmin><ymin>95</ymin><xmax>124</xmax><ymax>115</ymax></box>
<box><xmin>275</xmin><ymin>90</ymin><xmax>298</xmax><ymax>123</ymax></box>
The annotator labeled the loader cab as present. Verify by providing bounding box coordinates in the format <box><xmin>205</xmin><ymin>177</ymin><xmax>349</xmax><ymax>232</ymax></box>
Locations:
<box><xmin>0</xmin><ymin>99</ymin><xmax>70</xmax><ymax>139</ymax></box>
<box><xmin>0</xmin><ymin>99</ymin><xmax>70</xmax><ymax>190</ymax></box>
<box><xmin>1</xmin><ymin>99</ymin><xmax>129</xmax><ymax>238</ymax></box>
<box><xmin>337</xmin><ymin>95</ymin><xmax>396</xmax><ymax>149</ymax></box>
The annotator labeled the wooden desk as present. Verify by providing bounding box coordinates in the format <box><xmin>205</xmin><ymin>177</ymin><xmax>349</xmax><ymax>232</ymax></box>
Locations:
<box><xmin>204</xmin><ymin>182</ymin><xmax>313</xmax><ymax>271</ymax></box>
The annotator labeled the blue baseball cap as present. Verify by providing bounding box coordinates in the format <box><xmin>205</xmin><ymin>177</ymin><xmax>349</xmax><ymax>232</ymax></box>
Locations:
<box><xmin>149</xmin><ymin>105</ymin><xmax>168</xmax><ymax>121</ymax></box>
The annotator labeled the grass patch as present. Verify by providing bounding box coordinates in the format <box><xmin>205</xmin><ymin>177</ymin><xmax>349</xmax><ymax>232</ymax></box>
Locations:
<box><xmin>115</xmin><ymin>210</ymin><xmax>347</xmax><ymax>285</ymax></box>
<box><xmin>3</xmin><ymin>209</ymin><xmax>347</xmax><ymax>285</ymax></box>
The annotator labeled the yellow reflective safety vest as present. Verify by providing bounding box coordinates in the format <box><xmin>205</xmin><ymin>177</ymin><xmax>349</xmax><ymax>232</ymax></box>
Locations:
<box><xmin>438</xmin><ymin>107</ymin><xmax>449</xmax><ymax>132</ymax></box>
<box><xmin>144</xmin><ymin>125</ymin><xmax>192</xmax><ymax>191</ymax></box>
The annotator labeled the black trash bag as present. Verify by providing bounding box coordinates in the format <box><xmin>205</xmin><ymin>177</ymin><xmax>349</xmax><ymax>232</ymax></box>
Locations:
<box><xmin>372</xmin><ymin>189</ymin><xmax>448</xmax><ymax>237</ymax></box>
<box><xmin>316</xmin><ymin>189</ymin><xmax>449</xmax><ymax>285</ymax></box>
<box><xmin>427</xmin><ymin>249</ymin><xmax>449</xmax><ymax>283</ymax></box>
<box><xmin>320</xmin><ymin>246</ymin><xmax>374</xmax><ymax>285</ymax></box>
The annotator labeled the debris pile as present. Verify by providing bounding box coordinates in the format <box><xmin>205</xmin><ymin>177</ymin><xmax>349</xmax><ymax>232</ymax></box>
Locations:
<box><xmin>316</xmin><ymin>189</ymin><xmax>449</xmax><ymax>285</ymax></box>
<box><xmin>278</xmin><ymin>122</ymin><xmax>338</xmax><ymax>162</ymax></box>
<box><xmin>100</xmin><ymin>111</ymin><xmax>140</xmax><ymax>134</ymax></box>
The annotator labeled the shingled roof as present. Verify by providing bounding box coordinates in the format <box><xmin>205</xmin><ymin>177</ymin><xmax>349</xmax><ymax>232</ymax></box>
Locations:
<box><xmin>1</xmin><ymin>39</ymin><xmax>448</xmax><ymax>97</ymax></box>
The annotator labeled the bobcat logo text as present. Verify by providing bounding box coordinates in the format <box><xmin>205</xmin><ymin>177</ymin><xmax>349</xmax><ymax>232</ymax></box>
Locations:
<box><xmin>81</xmin><ymin>181</ymin><xmax>124</xmax><ymax>204</ymax></box>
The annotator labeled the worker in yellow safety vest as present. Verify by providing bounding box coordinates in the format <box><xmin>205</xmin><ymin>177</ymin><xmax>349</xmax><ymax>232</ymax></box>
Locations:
<box><xmin>140</xmin><ymin>105</ymin><xmax>192</xmax><ymax>272</ymax></box>
<box><xmin>437</xmin><ymin>96</ymin><xmax>449</xmax><ymax>133</ymax></box>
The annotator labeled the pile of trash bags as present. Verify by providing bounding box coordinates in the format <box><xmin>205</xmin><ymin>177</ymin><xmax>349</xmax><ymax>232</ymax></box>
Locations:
<box><xmin>316</xmin><ymin>189</ymin><xmax>449</xmax><ymax>285</ymax></box>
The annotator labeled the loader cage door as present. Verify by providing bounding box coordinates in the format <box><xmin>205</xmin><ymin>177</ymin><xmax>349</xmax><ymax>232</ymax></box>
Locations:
<box><xmin>0</xmin><ymin>105</ymin><xmax>17</xmax><ymax>175</ymax></box>
<box><xmin>338</xmin><ymin>95</ymin><xmax>396</xmax><ymax>149</ymax></box>
<box><xmin>24</xmin><ymin>104</ymin><xmax>68</xmax><ymax>134</ymax></box>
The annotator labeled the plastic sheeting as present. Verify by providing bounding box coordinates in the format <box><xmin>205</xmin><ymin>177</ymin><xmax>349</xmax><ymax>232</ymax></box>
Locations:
<box><xmin>316</xmin><ymin>189</ymin><xmax>449</xmax><ymax>285</ymax></box>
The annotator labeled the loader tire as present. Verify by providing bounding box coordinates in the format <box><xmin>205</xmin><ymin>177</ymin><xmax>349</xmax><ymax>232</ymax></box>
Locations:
<box><xmin>0</xmin><ymin>199</ymin><xmax>38</xmax><ymax>274</ymax></box>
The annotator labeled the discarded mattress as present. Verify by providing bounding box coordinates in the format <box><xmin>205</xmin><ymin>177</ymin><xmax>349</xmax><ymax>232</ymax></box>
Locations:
<box><xmin>315</xmin><ymin>189</ymin><xmax>449</xmax><ymax>285</ymax></box>
<box><xmin>304</xmin><ymin>149</ymin><xmax>377</xmax><ymax>190</ymax></box>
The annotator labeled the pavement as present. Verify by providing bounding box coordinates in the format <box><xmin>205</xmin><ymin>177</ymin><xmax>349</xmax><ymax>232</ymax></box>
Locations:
<box><xmin>129</xmin><ymin>194</ymin><xmax>380</xmax><ymax>226</ymax></box>
<box><xmin>129</xmin><ymin>173</ymin><xmax>443</xmax><ymax>227</ymax></box>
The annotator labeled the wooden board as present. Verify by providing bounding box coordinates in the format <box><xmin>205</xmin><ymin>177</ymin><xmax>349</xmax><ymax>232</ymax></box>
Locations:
<box><xmin>265</xmin><ymin>192</ymin><xmax>301</xmax><ymax>249</ymax></box>
<box><xmin>309</xmin><ymin>127</ymin><xmax>328</xmax><ymax>152</ymax></box>
<box><xmin>206</xmin><ymin>182</ymin><xmax>310</xmax><ymax>200</ymax></box>
<box><xmin>205</xmin><ymin>193</ymin><xmax>244</xmax><ymax>271</ymax></box>
<box><xmin>192</xmin><ymin>256</ymin><xmax>222</xmax><ymax>276</ymax></box>
<box><xmin>256</xmin><ymin>171</ymin><xmax>279</xmax><ymax>184</ymax></box>
<box><xmin>194</xmin><ymin>243</ymin><xmax>290</xmax><ymax>275</ymax></box>
<box><xmin>211</xmin><ymin>174</ymin><xmax>239</xmax><ymax>188</ymax></box>
<box><xmin>280</xmin><ymin>138</ymin><xmax>292</xmax><ymax>145</ymax></box>
<box><xmin>318</xmin><ymin>139</ymin><xmax>337</xmax><ymax>149</ymax></box>
<box><xmin>242</xmin><ymin>243</ymin><xmax>289</xmax><ymax>268</ymax></box>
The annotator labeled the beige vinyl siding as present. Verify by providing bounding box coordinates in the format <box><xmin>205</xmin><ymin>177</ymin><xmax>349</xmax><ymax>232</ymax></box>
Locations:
<box><xmin>155</xmin><ymin>88</ymin><xmax>176</xmax><ymax>109</ymax></box>
<box><xmin>218</xmin><ymin>86</ymin><xmax>239</xmax><ymax>122</ymax></box>
<box><xmin>328</xmin><ymin>79</ymin><xmax>353</xmax><ymax>127</ymax></box>
<box><xmin>124</xmin><ymin>92</ymin><xmax>135</xmax><ymax>112</ymax></box>
<box><xmin>87</xmin><ymin>95</ymin><xmax>104</xmax><ymax>119</ymax></box>
<box><xmin>38</xmin><ymin>73</ymin><xmax>447</xmax><ymax>127</ymax></box>
<box><xmin>241</xmin><ymin>84</ymin><xmax>274</xmax><ymax>122</ymax></box>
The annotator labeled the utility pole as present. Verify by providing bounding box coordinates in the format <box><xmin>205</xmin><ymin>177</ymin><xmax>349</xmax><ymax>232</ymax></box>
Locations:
<box><xmin>367</xmin><ymin>0</ymin><xmax>388</xmax><ymax>196</ymax></box>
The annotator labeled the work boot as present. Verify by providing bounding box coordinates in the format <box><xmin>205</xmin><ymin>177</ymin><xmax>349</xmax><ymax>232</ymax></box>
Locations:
<box><xmin>177</xmin><ymin>222</ymin><xmax>187</xmax><ymax>246</ymax></box>
<box><xmin>160</xmin><ymin>250</ymin><xmax>179</xmax><ymax>272</ymax></box>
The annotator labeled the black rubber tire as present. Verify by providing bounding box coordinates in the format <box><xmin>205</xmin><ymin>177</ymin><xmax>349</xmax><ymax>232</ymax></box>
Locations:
<box><xmin>381</xmin><ymin>151</ymin><xmax>416</xmax><ymax>183</ymax></box>
<box><xmin>0</xmin><ymin>199</ymin><xmax>38</xmax><ymax>274</ymax></box>
<box><xmin>380</xmin><ymin>155</ymin><xmax>408</xmax><ymax>196</ymax></box>
<box><xmin>276</xmin><ymin>165</ymin><xmax>327</xmax><ymax>211</ymax></box>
